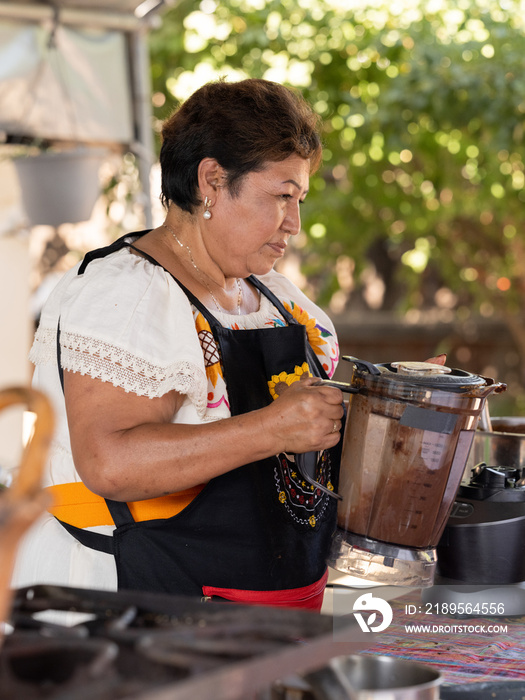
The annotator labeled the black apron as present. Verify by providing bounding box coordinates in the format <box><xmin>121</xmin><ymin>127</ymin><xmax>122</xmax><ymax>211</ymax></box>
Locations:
<box><xmin>57</xmin><ymin>232</ymin><xmax>342</xmax><ymax>598</ymax></box>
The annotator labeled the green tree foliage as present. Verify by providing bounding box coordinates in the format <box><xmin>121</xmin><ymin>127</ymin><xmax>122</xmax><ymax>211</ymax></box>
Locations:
<box><xmin>149</xmin><ymin>0</ymin><xmax>525</xmax><ymax>368</ymax></box>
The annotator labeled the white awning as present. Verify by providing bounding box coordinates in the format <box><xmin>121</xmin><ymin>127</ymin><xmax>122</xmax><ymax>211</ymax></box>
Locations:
<box><xmin>0</xmin><ymin>21</ymin><xmax>134</xmax><ymax>143</ymax></box>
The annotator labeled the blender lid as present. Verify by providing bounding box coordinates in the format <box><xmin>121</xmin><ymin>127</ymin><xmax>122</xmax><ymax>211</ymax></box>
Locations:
<box><xmin>343</xmin><ymin>355</ymin><xmax>491</xmax><ymax>390</ymax></box>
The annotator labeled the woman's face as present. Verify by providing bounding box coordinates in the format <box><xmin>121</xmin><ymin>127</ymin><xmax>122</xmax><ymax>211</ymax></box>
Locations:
<box><xmin>207</xmin><ymin>154</ymin><xmax>311</xmax><ymax>278</ymax></box>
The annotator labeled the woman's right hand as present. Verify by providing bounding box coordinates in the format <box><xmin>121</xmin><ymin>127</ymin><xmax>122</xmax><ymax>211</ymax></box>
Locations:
<box><xmin>262</xmin><ymin>377</ymin><xmax>344</xmax><ymax>455</ymax></box>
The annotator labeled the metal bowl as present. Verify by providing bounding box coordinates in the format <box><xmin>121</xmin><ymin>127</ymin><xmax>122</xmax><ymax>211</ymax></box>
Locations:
<box><xmin>275</xmin><ymin>654</ymin><xmax>442</xmax><ymax>700</ymax></box>
<box><xmin>467</xmin><ymin>417</ymin><xmax>525</xmax><ymax>473</ymax></box>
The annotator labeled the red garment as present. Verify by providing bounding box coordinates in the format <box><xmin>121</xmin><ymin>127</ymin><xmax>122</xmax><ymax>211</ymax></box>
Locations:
<box><xmin>202</xmin><ymin>569</ymin><xmax>328</xmax><ymax>611</ymax></box>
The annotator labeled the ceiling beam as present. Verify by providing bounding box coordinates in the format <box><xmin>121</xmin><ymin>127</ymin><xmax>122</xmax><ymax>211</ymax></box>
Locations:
<box><xmin>0</xmin><ymin>2</ymin><xmax>159</xmax><ymax>32</ymax></box>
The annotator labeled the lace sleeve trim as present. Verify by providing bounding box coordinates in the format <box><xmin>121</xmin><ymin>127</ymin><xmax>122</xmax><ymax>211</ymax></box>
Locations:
<box><xmin>29</xmin><ymin>325</ymin><xmax>208</xmax><ymax>414</ymax></box>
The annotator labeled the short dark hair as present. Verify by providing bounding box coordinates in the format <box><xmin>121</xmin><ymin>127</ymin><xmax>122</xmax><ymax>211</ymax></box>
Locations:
<box><xmin>159</xmin><ymin>78</ymin><xmax>322</xmax><ymax>213</ymax></box>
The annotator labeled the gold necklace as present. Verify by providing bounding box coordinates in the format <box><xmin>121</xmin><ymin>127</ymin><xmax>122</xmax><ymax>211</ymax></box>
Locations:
<box><xmin>163</xmin><ymin>222</ymin><xmax>243</xmax><ymax>315</ymax></box>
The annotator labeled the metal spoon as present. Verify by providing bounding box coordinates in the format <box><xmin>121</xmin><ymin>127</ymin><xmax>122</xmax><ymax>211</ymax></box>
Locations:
<box><xmin>304</xmin><ymin>660</ymin><xmax>358</xmax><ymax>700</ymax></box>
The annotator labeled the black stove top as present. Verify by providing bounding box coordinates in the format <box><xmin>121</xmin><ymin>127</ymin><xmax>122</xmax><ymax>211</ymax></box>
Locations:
<box><xmin>0</xmin><ymin>584</ymin><xmax>363</xmax><ymax>700</ymax></box>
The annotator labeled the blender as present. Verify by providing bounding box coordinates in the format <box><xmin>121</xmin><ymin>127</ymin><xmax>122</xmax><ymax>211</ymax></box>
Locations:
<box><xmin>321</xmin><ymin>357</ymin><xmax>506</xmax><ymax>588</ymax></box>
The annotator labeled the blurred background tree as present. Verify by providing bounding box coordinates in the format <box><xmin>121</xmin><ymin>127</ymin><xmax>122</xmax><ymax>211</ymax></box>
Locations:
<box><xmin>148</xmin><ymin>0</ymin><xmax>525</xmax><ymax>413</ymax></box>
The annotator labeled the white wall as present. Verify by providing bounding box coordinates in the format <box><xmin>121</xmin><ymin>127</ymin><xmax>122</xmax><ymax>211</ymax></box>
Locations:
<box><xmin>0</xmin><ymin>235</ymin><xmax>32</xmax><ymax>480</ymax></box>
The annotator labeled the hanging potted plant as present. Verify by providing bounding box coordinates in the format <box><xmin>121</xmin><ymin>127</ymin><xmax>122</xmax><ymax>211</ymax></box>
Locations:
<box><xmin>13</xmin><ymin>144</ymin><xmax>107</xmax><ymax>228</ymax></box>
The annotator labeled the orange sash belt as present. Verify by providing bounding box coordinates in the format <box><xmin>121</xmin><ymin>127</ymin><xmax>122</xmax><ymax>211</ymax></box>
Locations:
<box><xmin>45</xmin><ymin>481</ymin><xmax>205</xmax><ymax>528</ymax></box>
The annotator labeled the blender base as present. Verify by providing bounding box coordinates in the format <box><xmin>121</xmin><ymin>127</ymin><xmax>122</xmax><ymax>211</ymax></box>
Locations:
<box><xmin>328</xmin><ymin>529</ymin><xmax>437</xmax><ymax>588</ymax></box>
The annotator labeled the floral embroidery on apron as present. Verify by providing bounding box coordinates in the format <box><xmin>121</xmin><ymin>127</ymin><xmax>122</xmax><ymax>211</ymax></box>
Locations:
<box><xmin>267</xmin><ymin>362</ymin><xmax>312</xmax><ymax>399</ymax></box>
<box><xmin>274</xmin><ymin>451</ymin><xmax>335</xmax><ymax>528</ymax></box>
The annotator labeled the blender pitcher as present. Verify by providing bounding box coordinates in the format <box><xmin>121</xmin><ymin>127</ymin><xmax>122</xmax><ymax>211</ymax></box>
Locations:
<box><xmin>326</xmin><ymin>357</ymin><xmax>506</xmax><ymax>587</ymax></box>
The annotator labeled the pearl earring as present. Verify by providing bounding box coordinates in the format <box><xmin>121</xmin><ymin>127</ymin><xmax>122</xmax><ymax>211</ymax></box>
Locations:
<box><xmin>203</xmin><ymin>196</ymin><xmax>212</xmax><ymax>220</ymax></box>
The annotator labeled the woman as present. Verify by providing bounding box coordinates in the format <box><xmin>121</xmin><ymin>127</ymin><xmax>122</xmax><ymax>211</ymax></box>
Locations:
<box><xmin>13</xmin><ymin>78</ymin><xmax>344</xmax><ymax>611</ymax></box>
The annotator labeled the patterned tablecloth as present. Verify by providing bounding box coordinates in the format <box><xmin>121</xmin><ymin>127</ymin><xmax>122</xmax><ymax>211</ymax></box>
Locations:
<box><xmin>360</xmin><ymin>593</ymin><xmax>525</xmax><ymax>696</ymax></box>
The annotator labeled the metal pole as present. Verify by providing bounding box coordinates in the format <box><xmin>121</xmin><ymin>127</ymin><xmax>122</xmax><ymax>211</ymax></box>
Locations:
<box><xmin>128</xmin><ymin>28</ymin><xmax>155</xmax><ymax>229</ymax></box>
